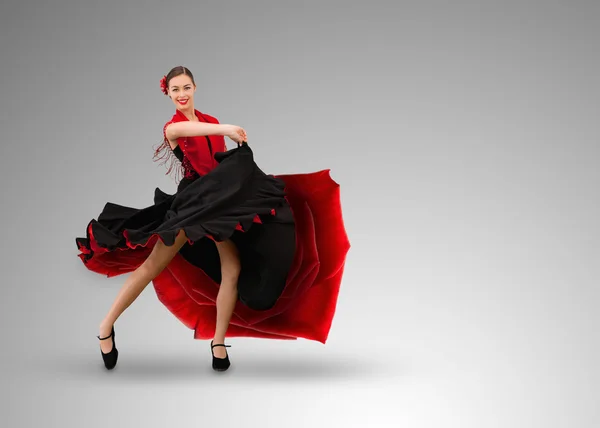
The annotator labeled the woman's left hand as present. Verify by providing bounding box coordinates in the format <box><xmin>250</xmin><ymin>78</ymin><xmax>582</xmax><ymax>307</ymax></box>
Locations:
<box><xmin>223</xmin><ymin>124</ymin><xmax>247</xmax><ymax>143</ymax></box>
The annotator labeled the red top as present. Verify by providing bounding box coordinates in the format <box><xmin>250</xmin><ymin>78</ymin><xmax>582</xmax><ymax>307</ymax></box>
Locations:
<box><xmin>163</xmin><ymin>109</ymin><xmax>227</xmax><ymax>177</ymax></box>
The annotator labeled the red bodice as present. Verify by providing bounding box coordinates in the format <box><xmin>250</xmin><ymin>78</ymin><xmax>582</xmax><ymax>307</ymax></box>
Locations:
<box><xmin>163</xmin><ymin>109</ymin><xmax>227</xmax><ymax>177</ymax></box>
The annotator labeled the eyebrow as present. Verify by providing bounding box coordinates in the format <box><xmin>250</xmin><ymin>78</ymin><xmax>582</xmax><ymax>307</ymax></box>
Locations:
<box><xmin>170</xmin><ymin>84</ymin><xmax>192</xmax><ymax>88</ymax></box>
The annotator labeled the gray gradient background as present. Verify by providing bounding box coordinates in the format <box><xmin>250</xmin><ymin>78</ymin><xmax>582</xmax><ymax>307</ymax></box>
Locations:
<box><xmin>0</xmin><ymin>0</ymin><xmax>598</xmax><ymax>427</ymax></box>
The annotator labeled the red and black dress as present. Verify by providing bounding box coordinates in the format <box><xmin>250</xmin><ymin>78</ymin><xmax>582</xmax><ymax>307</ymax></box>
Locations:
<box><xmin>75</xmin><ymin>109</ymin><xmax>350</xmax><ymax>343</ymax></box>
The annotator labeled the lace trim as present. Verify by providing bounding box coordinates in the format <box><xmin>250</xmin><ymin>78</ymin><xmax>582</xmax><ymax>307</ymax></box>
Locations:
<box><xmin>182</xmin><ymin>155</ymin><xmax>199</xmax><ymax>179</ymax></box>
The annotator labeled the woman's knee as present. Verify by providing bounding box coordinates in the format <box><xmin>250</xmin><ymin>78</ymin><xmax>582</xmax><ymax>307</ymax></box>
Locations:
<box><xmin>221</xmin><ymin>260</ymin><xmax>241</xmax><ymax>284</ymax></box>
<box><xmin>216</xmin><ymin>240</ymin><xmax>241</xmax><ymax>281</ymax></box>
<box><xmin>143</xmin><ymin>230</ymin><xmax>188</xmax><ymax>275</ymax></box>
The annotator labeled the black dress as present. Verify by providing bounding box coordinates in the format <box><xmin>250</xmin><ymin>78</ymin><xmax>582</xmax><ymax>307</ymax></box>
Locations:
<box><xmin>76</xmin><ymin>142</ymin><xmax>296</xmax><ymax>311</ymax></box>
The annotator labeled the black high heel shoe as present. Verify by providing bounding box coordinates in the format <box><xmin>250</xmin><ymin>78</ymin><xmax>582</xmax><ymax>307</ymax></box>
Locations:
<box><xmin>97</xmin><ymin>326</ymin><xmax>118</xmax><ymax>370</ymax></box>
<box><xmin>210</xmin><ymin>340</ymin><xmax>231</xmax><ymax>371</ymax></box>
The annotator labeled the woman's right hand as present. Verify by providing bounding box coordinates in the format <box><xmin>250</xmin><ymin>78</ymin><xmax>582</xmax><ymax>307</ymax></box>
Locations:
<box><xmin>222</xmin><ymin>124</ymin><xmax>247</xmax><ymax>143</ymax></box>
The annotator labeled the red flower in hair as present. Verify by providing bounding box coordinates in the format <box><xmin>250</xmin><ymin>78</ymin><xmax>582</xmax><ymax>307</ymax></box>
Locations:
<box><xmin>160</xmin><ymin>75</ymin><xmax>168</xmax><ymax>95</ymax></box>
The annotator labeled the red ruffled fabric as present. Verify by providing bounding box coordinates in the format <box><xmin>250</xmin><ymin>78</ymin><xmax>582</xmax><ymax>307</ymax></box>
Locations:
<box><xmin>77</xmin><ymin>169</ymin><xmax>349</xmax><ymax>343</ymax></box>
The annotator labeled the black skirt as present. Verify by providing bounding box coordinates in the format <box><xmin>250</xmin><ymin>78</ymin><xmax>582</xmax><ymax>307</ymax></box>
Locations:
<box><xmin>76</xmin><ymin>142</ymin><xmax>296</xmax><ymax>311</ymax></box>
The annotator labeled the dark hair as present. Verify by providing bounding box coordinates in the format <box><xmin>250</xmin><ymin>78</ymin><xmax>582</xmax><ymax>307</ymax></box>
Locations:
<box><xmin>152</xmin><ymin>65</ymin><xmax>196</xmax><ymax>183</ymax></box>
<box><xmin>165</xmin><ymin>65</ymin><xmax>196</xmax><ymax>93</ymax></box>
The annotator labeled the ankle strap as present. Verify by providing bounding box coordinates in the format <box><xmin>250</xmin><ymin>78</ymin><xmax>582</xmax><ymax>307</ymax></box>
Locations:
<box><xmin>211</xmin><ymin>343</ymin><xmax>231</xmax><ymax>348</ymax></box>
<box><xmin>97</xmin><ymin>328</ymin><xmax>114</xmax><ymax>341</ymax></box>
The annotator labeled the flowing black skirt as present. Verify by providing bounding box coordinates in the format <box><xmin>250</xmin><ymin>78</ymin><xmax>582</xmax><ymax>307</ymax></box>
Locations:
<box><xmin>76</xmin><ymin>143</ymin><xmax>296</xmax><ymax>311</ymax></box>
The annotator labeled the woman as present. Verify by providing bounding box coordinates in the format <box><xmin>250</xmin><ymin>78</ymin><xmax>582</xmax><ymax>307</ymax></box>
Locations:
<box><xmin>76</xmin><ymin>65</ymin><xmax>349</xmax><ymax>373</ymax></box>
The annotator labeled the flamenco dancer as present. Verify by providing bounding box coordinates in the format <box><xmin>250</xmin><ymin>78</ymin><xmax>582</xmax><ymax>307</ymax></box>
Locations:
<box><xmin>76</xmin><ymin>66</ymin><xmax>350</xmax><ymax>372</ymax></box>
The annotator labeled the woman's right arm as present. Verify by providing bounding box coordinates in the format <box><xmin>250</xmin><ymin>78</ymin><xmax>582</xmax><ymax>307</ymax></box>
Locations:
<box><xmin>165</xmin><ymin>122</ymin><xmax>246</xmax><ymax>142</ymax></box>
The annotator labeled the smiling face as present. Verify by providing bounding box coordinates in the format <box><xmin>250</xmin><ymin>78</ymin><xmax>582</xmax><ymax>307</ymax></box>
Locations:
<box><xmin>168</xmin><ymin>74</ymin><xmax>196</xmax><ymax>111</ymax></box>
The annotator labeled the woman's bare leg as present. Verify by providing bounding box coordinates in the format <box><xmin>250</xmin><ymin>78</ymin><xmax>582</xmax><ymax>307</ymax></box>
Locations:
<box><xmin>212</xmin><ymin>239</ymin><xmax>241</xmax><ymax>358</ymax></box>
<box><xmin>98</xmin><ymin>229</ymin><xmax>189</xmax><ymax>353</ymax></box>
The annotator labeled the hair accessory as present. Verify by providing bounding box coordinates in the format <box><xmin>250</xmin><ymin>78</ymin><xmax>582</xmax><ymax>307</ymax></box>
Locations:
<box><xmin>160</xmin><ymin>75</ymin><xmax>168</xmax><ymax>95</ymax></box>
